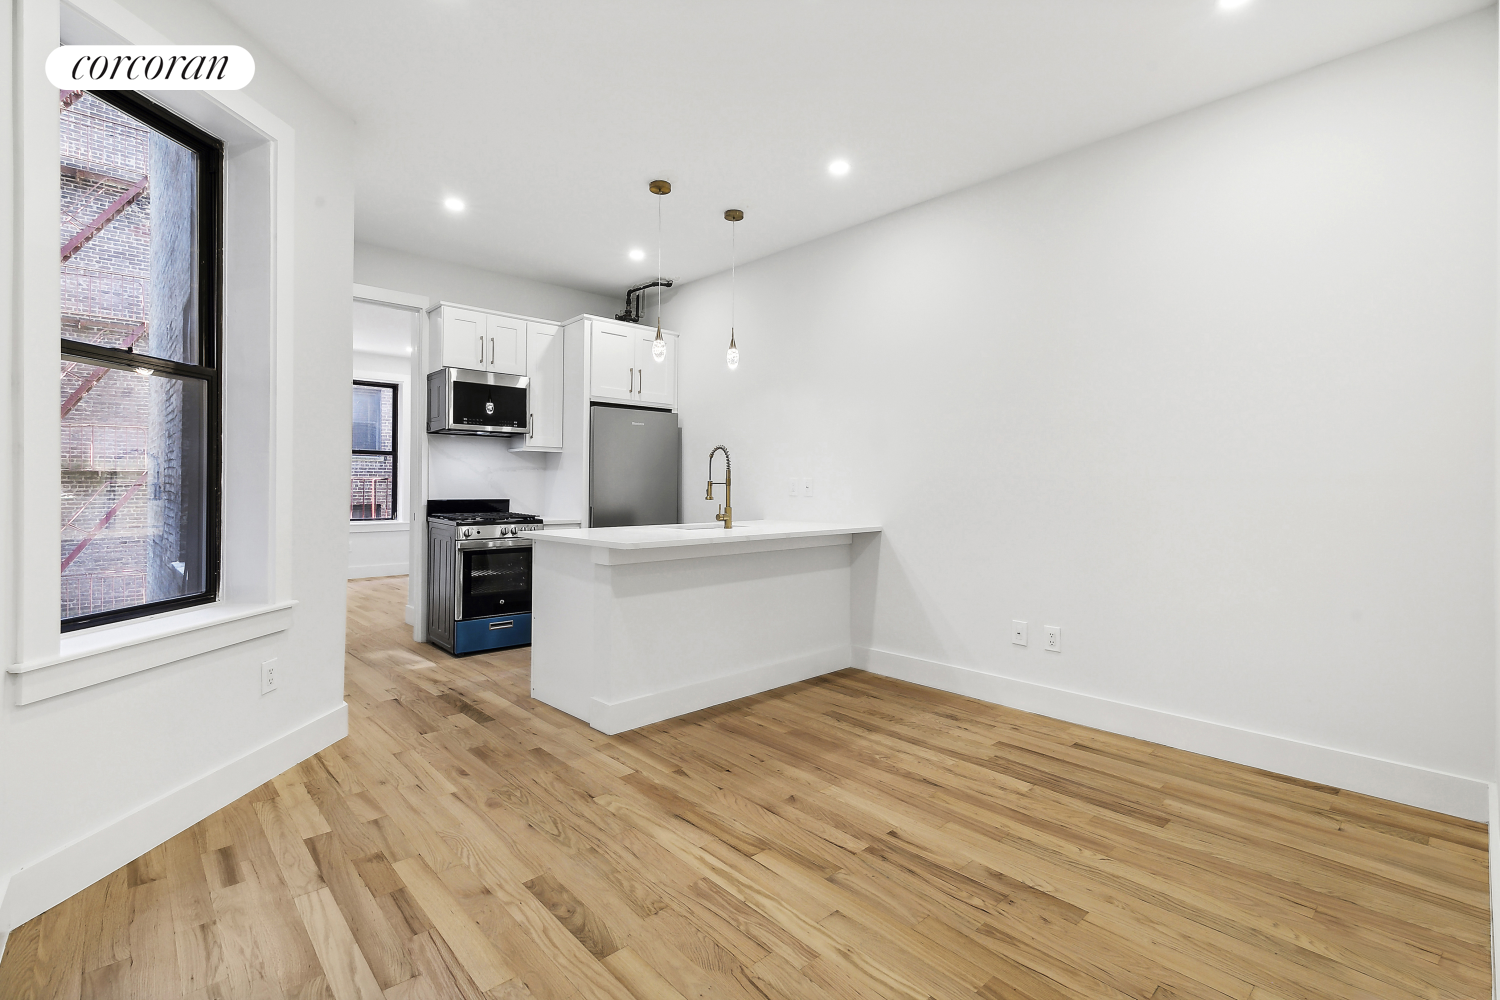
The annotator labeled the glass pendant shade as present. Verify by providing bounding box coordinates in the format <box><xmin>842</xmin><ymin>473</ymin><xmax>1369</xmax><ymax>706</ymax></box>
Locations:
<box><xmin>726</xmin><ymin>330</ymin><xmax>739</xmax><ymax>370</ymax></box>
<box><xmin>652</xmin><ymin>322</ymin><xmax>666</xmax><ymax>362</ymax></box>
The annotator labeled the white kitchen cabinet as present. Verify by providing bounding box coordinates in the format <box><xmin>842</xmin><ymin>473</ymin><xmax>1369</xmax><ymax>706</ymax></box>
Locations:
<box><xmin>635</xmin><ymin>329</ymin><xmax>677</xmax><ymax>408</ymax></box>
<box><xmin>589</xmin><ymin>321</ymin><xmax>637</xmax><ymax>402</ymax></box>
<box><xmin>511</xmin><ymin>322</ymin><xmax>564</xmax><ymax>452</ymax></box>
<box><xmin>430</xmin><ymin>304</ymin><xmax>487</xmax><ymax>371</ymax></box>
<box><xmin>486</xmin><ymin>313</ymin><xmax>526</xmax><ymax>376</ymax></box>
<box><xmin>427</xmin><ymin>302</ymin><xmax>527</xmax><ymax>376</ymax></box>
<box><xmin>586</xmin><ymin>318</ymin><xmax>677</xmax><ymax>409</ymax></box>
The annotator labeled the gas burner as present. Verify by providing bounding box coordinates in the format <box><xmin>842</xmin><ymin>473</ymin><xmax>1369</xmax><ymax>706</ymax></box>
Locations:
<box><xmin>426</xmin><ymin>499</ymin><xmax>543</xmax><ymax>540</ymax></box>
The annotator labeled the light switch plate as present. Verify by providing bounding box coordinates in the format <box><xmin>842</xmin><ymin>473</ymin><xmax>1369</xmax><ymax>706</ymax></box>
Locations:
<box><xmin>1044</xmin><ymin>626</ymin><xmax>1061</xmax><ymax>652</ymax></box>
<box><xmin>261</xmin><ymin>657</ymin><xmax>279</xmax><ymax>695</ymax></box>
<box><xmin>1010</xmin><ymin>621</ymin><xmax>1027</xmax><ymax>646</ymax></box>
<box><xmin>802</xmin><ymin>477</ymin><xmax>814</xmax><ymax>497</ymax></box>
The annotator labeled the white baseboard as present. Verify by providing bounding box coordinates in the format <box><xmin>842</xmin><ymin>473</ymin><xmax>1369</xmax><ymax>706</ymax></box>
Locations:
<box><xmin>348</xmin><ymin>562</ymin><xmax>409</xmax><ymax>580</ymax></box>
<box><xmin>0</xmin><ymin>702</ymin><xmax>348</xmax><ymax>934</ymax></box>
<box><xmin>590</xmin><ymin>646</ymin><xmax>851</xmax><ymax>735</ymax></box>
<box><xmin>856</xmin><ymin>647</ymin><xmax>1489</xmax><ymax>822</ymax></box>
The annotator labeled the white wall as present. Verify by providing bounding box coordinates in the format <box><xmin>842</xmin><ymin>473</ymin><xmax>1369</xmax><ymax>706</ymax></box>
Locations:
<box><xmin>0</xmin><ymin>0</ymin><xmax>354</xmax><ymax>936</ymax></box>
<box><xmin>353</xmin><ymin>241</ymin><xmax>616</xmax><ymax>514</ymax></box>
<box><xmin>666</xmin><ymin>11</ymin><xmax>1498</xmax><ymax>819</ymax></box>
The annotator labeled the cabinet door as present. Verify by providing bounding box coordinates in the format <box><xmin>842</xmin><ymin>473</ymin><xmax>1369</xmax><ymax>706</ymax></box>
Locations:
<box><xmin>523</xmin><ymin>322</ymin><xmax>563</xmax><ymax>450</ymax></box>
<box><xmin>635</xmin><ymin>330</ymin><xmax>677</xmax><ymax>408</ymax></box>
<box><xmin>438</xmin><ymin>306</ymin><xmax>486</xmax><ymax>370</ymax></box>
<box><xmin>589</xmin><ymin>322</ymin><xmax>636</xmax><ymax>402</ymax></box>
<box><xmin>486</xmin><ymin>313</ymin><xmax>526</xmax><ymax>375</ymax></box>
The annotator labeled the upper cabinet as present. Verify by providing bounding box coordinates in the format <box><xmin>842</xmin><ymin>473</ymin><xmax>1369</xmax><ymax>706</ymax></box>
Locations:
<box><xmin>486</xmin><ymin>313</ymin><xmax>525</xmax><ymax>375</ymax></box>
<box><xmin>428</xmin><ymin>302</ymin><xmax>527</xmax><ymax>377</ymax></box>
<box><xmin>586</xmin><ymin>318</ymin><xmax>677</xmax><ymax>410</ymax></box>
<box><xmin>589</xmin><ymin>321</ymin><xmax>637</xmax><ymax>403</ymax></box>
<box><xmin>511</xmin><ymin>322</ymin><xmax>564</xmax><ymax>453</ymax></box>
<box><xmin>634</xmin><ymin>329</ymin><xmax>677</xmax><ymax>408</ymax></box>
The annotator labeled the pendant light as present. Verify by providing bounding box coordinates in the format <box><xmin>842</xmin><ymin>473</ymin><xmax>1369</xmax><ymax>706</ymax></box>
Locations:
<box><xmin>649</xmin><ymin>179</ymin><xmax>670</xmax><ymax>362</ymax></box>
<box><xmin>724</xmin><ymin>209</ymin><xmax>743</xmax><ymax>370</ymax></box>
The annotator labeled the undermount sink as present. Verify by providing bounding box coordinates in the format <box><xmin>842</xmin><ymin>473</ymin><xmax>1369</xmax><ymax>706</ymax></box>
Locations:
<box><xmin>668</xmin><ymin>522</ymin><xmax>731</xmax><ymax>530</ymax></box>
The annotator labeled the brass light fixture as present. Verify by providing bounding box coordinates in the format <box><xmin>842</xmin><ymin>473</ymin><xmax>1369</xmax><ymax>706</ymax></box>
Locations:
<box><xmin>724</xmin><ymin>209</ymin><xmax>743</xmax><ymax>370</ymax></box>
<box><xmin>650</xmin><ymin>180</ymin><xmax>670</xmax><ymax>362</ymax></box>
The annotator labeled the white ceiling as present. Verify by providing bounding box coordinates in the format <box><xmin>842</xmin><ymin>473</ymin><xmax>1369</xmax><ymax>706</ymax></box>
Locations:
<box><xmin>208</xmin><ymin>0</ymin><xmax>1491</xmax><ymax>298</ymax></box>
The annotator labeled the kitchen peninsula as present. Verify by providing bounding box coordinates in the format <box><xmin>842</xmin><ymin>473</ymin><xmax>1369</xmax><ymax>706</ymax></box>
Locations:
<box><xmin>531</xmin><ymin>521</ymin><xmax>880</xmax><ymax>734</ymax></box>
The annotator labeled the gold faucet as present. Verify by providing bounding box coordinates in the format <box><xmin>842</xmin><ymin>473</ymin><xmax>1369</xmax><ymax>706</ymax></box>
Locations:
<box><xmin>706</xmin><ymin>445</ymin><xmax>732</xmax><ymax>529</ymax></box>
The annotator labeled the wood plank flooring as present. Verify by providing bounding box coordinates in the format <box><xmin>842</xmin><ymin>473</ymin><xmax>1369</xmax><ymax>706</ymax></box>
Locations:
<box><xmin>1</xmin><ymin>574</ymin><xmax>1489</xmax><ymax>999</ymax></box>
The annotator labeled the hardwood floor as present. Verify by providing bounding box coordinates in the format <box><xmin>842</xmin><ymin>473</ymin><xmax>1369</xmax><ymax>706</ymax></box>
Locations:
<box><xmin>1</xmin><ymin>574</ymin><xmax>1489</xmax><ymax>1000</ymax></box>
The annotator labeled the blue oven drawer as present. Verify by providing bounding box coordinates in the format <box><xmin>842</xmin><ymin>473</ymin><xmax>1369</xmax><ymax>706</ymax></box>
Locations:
<box><xmin>453</xmin><ymin>613</ymin><xmax>531</xmax><ymax>655</ymax></box>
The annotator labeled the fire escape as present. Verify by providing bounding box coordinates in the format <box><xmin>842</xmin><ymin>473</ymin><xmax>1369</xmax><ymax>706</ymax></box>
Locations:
<box><xmin>59</xmin><ymin>89</ymin><xmax>152</xmax><ymax>584</ymax></box>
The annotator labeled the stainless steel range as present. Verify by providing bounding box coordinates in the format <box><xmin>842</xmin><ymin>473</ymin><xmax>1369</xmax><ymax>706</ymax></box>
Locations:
<box><xmin>426</xmin><ymin>499</ymin><xmax>543</xmax><ymax>656</ymax></box>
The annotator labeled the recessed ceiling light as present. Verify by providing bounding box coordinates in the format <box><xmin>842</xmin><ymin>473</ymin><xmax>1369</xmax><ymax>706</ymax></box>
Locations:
<box><xmin>443</xmin><ymin>196</ymin><xmax>465</xmax><ymax>212</ymax></box>
<box><xmin>629</xmin><ymin>248</ymin><xmax>645</xmax><ymax>261</ymax></box>
<box><xmin>828</xmin><ymin>159</ymin><xmax>851</xmax><ymax>177</ymax></box>
<box><xmin>1218</xmin><ymin>0</ymin><xmax>1252</xmax><ymax>10</ymax></box>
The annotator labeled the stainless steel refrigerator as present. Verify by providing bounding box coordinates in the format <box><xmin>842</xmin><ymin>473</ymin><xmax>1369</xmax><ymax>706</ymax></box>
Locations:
<box><xmin>589</xmin><ymin>404</ymin><xmax>681</xmax><ymax>527</ymax></box>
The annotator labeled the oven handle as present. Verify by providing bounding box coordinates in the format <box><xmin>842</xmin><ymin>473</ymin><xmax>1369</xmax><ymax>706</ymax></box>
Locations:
<box><xmin>455</xmin><ymin>537</ymin><xmax>535</xmax><ymax>551</ymax></box>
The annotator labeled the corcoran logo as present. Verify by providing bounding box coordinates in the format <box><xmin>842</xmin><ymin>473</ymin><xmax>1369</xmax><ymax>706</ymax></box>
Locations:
<box><xmin>46</xmin><ymin>45</ymin><xmax>255</xmax><ymax>90</ymax></box>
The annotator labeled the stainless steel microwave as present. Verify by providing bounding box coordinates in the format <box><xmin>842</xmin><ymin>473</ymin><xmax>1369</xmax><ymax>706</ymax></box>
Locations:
<box><xmin>427</xmin><ymin>367</ymin><xmax>530</xmax><ymax>436</ymax></box>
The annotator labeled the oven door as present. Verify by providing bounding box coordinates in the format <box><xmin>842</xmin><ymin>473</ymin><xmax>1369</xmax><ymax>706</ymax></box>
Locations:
<box><xmin>455</xmin><ymin>537</ymin><xmax>532</xmax><ymax>620</ymax></box>
<box><xmin>443</xmin><ymin>368</ymin><xmax>529</xmax><ymax>435</ymax></box>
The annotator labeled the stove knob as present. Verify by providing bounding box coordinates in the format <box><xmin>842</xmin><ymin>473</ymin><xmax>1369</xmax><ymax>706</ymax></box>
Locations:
<box><xmin>463</xmin><ymin>527</ymin><xmax>472</xmax><ymax>538</ymax></box>
<box><xmin>506</xmin><ymin>526</ymin><xmax>516</xmax><ymax>536</ymax></box>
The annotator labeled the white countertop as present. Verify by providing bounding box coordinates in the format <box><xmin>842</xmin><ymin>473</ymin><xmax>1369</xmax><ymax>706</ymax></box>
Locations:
<box><xmin>532</xmin><ymin>519</ymin><xmax>881</xmax><ymax>551</ymax></box>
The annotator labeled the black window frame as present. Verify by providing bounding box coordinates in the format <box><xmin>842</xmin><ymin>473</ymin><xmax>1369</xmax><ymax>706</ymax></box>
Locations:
<box><xmin>60</xmin><ymin>89</ymin><xmax>224</xmax><ymax>633</ymax></box>
<box><xmin>351</xmin><ymin>379</ymin><xmax>399</xmax><ymax>522</ymax></box>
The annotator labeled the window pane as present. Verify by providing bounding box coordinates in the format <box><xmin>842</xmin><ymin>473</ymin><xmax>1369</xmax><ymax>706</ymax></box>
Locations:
<box><xmin>60</xmin><ymin>93</ymin><xmax>200</xmax><ymax>365</ymax></box>
<box><xmin>350</xmin><ymin>455</ymin><xmax>394</xmax><ymax>521</ymax></box>
<box><xmin>352</xmin><ymin>383</ymin><xmax>394</xmax><ymax>452</ymax></box>
<box><xmin>61</xmin><ymin>361</ymin><xmax>209</xmax><ymax>621</ymax></box>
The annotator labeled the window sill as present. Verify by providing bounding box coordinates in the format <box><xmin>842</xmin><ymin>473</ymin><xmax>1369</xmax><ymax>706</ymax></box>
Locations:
<box><xmin>349</xmin><ymin>520</ymin><xmax>410</xmax><ymax>533</ymax></box>
<box><xmin>7</xmin><ymin>600</ymin><xmax>297</xmax><ymax>705</ymax></box>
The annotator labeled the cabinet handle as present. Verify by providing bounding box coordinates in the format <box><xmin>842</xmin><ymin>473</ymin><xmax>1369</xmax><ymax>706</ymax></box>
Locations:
<box><xmin>629</xmin><ymin>367</ymin><xmax>634</xmax><ymax>393</ymax></box>
<box><xmin>477</xmin><ymin>334</ymin><xmax>484</xmax><ymax>363</ymax></box>
<box><xmin>528</xmin><ymin>412</ymin><xmax>534</xmax><ymax>437</ymax></box>
<box><xmin>489</xmin><ymin>621</ymin><xmax>514</xmax><ymax>630</ymax></box>
<box><xmin>489</xmin><ymin>337</ymin><xmax>495</xmax><ymax>366</ymax></box>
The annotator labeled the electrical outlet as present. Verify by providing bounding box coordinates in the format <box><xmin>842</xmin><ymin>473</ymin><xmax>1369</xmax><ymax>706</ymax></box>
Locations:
<box><xmin>1010</xmin><ymin>621</ymin><xmax>1027</xmax><ymax>646</ymax></box>
<box><xmin>802</xmin><ymin>477</ymin><xmax>814</xmax><ymax>497</ymax></box>
<box><xmin>789</xmin><ymin>478</ymin><xmax>798</xmax><ymax>496</ymax></box>
<box><xmin>261</xmin><ymin>657</ymin><xmax>279</xmax><ymax>695</ymax></box>
<box><xmin>1044</xmin><ymin>626</ymin><xmax>1061</xmax><ymax>652</ymax></box>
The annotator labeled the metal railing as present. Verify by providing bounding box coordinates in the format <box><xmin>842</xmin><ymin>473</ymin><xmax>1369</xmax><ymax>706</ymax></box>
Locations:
<box><xmin>60</xmin><ymin>264</ymin><xmax>148</xmax><ymax>327</ymax></box>
<box><xmin>61</xmin><ymin>571</ymin><xmax>147</xmax><ymax>619</ymax></box>
<box><xmin>350</xmin><ymin>477</ymin><xmax>394</xmax><ymax>520</ymax></box>
<box><xmin>61</xmin><ymin>423</ymin><xmax>147</xmax><ymax>471</ymax></box>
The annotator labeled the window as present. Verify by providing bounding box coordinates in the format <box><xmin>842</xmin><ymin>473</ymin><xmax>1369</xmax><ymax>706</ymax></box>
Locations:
<box><xmin>59</xmin><ymin>90</ymin><xmax>222</xmax><ymax>632</ymax></box>
<box><xmin>351</xmin><ymin>381</ymin><xmax>398</xmax><ymax>521</ymax></box>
